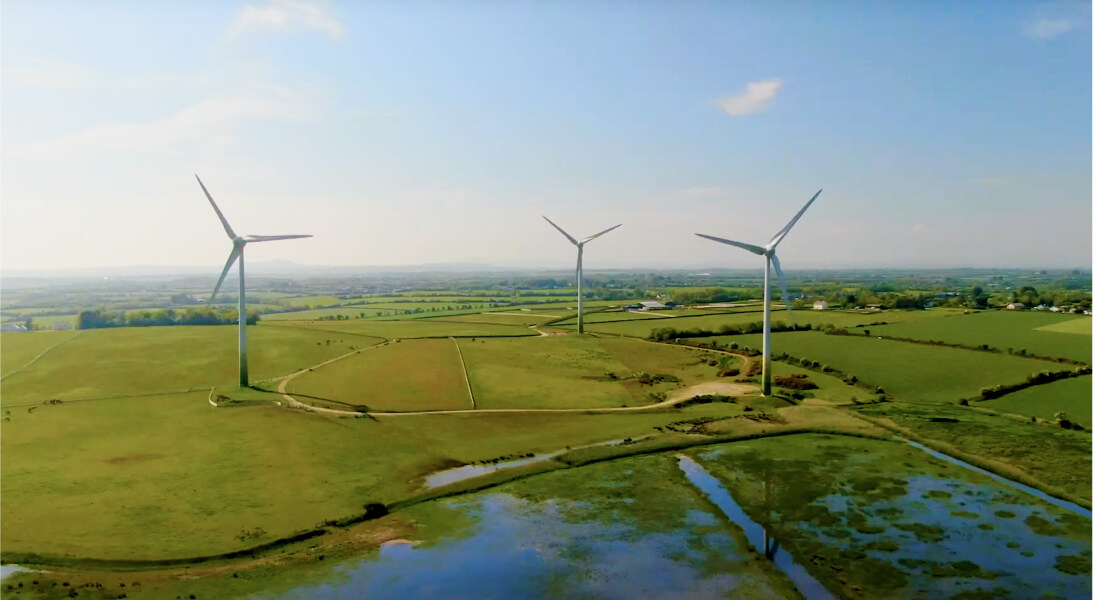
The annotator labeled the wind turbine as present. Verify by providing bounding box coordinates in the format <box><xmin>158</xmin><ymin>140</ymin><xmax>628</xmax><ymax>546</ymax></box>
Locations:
<box><xmin>197</xmin><ymin>174</ymin><xmax>312</xmax><ymax>387</ymax></box>
<box><xmin>695</xmin><ymin>190</ymin><xmax>822</xmax><ymax>396</ymax></box>
<box><xmin>542</xmin><ymin>217</ymin><xmax>621</xmax><ymax>334</ymax></box>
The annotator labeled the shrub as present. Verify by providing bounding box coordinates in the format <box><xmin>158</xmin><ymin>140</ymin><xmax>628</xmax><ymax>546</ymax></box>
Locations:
<box><xmin>717</xmin><ymin>368</ymin><xmax>740</xmax><ymax>377</ymax></box>
<box><xmin>773</xmin><ymin>373</ymin><xmax>818</xmax><ymax>390</ymax></box>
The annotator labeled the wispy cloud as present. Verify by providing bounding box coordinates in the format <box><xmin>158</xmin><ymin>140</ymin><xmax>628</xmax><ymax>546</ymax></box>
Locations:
<box><xmin>6</xmin><ymin>60</ymin><xmax>88</xmax><ymax>89</ymax></box>
<box><xmin>1022</xmin><ymin>2</ymin><xmax>1090</xmax><ymax>38</ymax></box>
<box><xmin>15</xmin><ymin>95</ymin><xmax>311</xmax><ymax>159</ymax></box>
<box><xmin>715</xmin><ymin>78</ymin><xmax>782</xmax><ymax>117</ymax></box>
<box><xmin>233</xmin><ymin>0</ymin><xmax>343</xmax><ymax>40</ymax></box>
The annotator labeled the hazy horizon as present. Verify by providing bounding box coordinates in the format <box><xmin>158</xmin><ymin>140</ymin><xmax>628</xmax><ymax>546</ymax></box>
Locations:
<box><xmin>3</xmin><ymin>1</ymin><xmax>1090</xmax><ymax>272</ymax></box>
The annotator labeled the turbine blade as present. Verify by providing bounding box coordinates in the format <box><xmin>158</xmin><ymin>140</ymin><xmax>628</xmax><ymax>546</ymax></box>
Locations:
<box><xmin>581</xmin><ymin>223</ymin><xmax>622</xmax><ymax>244</ymax></box>
<box><xmin>694</xmin><ymin>233</ymin><xmax>766</xmax><ymax>256</ymax></box>
<box><xmin>243</xmin><ymin>234</ymin><xmax>313</xmax><ymax>242</ymax></box>
<box><xmin>195</xmin><ymin>174</ymin><xmax>237</xmax><ymax>240</ymax></box>
<box><xmin>771</xmin><ymin>253</ymin><xmax>795</xmax><ymax>328</ymax></box>
<box><xmin>768</xmin><ymin>189</ymin><xmax>822</xmax><ymax>249</ymax></box>
<box><xmin>209</xmin><ymin>246</ymin><xmax>242</xmax><ymax>304</ymax></box>
<box><xmin>542</xmin><ymin>216</ymin><xmax>578</xmax><ymax>246</ymax></box>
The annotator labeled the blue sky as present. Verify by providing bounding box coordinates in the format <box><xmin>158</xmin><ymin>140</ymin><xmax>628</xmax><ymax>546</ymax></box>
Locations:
<box><xmin>2</xmin><ymin>0</ymin><xmax>1090</xmax><ymax>271</ymax></box>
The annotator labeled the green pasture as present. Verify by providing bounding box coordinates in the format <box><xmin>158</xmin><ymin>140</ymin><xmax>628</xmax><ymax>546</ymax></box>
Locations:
<box><xmin>1035</xmin><ymin>317</ymin><xmax>1092</xmax><ymax>335</ymax></box>
<box><xmin>288</xmin><ymin>339</ymin><xmax>471</xmax><ymax>412</ymax></box>
<box><xmin>261</xmin><ymin>307</ymin><xmax>391</xmax><ymax>321</ymax></box>
<box><xmin>550</xmin><ymin>310</ymin><xmax>674</xmax><ymax>325</ymax></box>
<box><xmin>867</xmin><ymin>311</ymin><xmax>1092</xmax><ymax>363</ymax></box>
<box><xmin>0</xmin><ymin>326</ymin><xmax>380</xmax><ymax>405</ymax></box>
<box><xmin>278</xmin><ymin>295</ymin><xmax>347</xmax><ymax>308</ymax></box>
<box><xmin>458</xmin><ymin>336</ymin><xmax>736</xmax><ymax>409</ymax></box>
<box><xmin>567</xmin><ymin>308</ymin><xmax>913</xmax><ymax>337</ymax></box>
<box><xmin>273</xmin><ymin>319</ymin><xmax>537</xmax><ymax>339</ymax></box>
<box><xmin>0</xmin><ymin>390</ymin><xmax>748</xmax><ymax>560</ymax></box>
<box><xmin>723</xmin><ymin>331</ymin><xmax>1062</xmax><ymax>404</ymax></box>
<box><xmin>441</xmin><ymin>312</ymin><xmax>557</xmax><ymax>326</ymax></box>
<box><xmin>982</xmin><ymin>376</ymin><xmax>1093</xmax><ymax>428</ymax></box>
<box><xmin>0</xmin><ymin>331</ymin><xmax>79</xmax><ymax>377</ymax></box>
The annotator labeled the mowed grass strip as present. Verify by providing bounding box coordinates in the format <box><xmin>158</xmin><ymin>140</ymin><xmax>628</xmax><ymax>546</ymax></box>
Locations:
<box><xmin>1035</xmin><ymin>317</ymin><xmax>1092</xmax><ymax>335</ymax></box>
<box><xmin>1</xmin><ymin>331</ymin><xmax>79</xmax><ymax>377</ymax></box>
<box><xmin>288</xmin><ymin>339</ymin><xmax>470</xmax><ymax>411</ymax></box>
<box><xmin>442</xmin><ymin>312</ymin><xmax>556</xmax><ymax>326</ymax></box>
<box><xmin>868</xmin><ymin>311</ymin><xmax>1092</xmax><ymax>363</ymax></box>
<box><xmin>0</xmin><ymin>326</ymin><xmax>379</xmax><ymax>405</ymax></box>
<box><xmin>282</xmin><ymin>319</ymin><xmax>537</xmax><ymax>339</ymax></box>
<box><xmin>723</xmin><ymin>331</ymin><xmax>1063</xmax><ymax>404</ymax></box>
<box><xmin>982</xmin><ymin>376</ymin><xmax>1093</xmax><ymax>428</ymax></box>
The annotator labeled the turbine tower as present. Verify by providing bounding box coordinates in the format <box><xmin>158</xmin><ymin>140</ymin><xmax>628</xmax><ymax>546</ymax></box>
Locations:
<box><xmin>695</xmin><ymin>190</ymin><xmax>822</xmax><ymax>396</ymax></box>
<box><xmin>197</xmin><ymin>174</ymin><xmax>312</xmax><ymax>387</ymax></box>
<box><xmin>542</xmin><ymin>217</ymin><xmax>621</xmax><ymax>334</ymax></box>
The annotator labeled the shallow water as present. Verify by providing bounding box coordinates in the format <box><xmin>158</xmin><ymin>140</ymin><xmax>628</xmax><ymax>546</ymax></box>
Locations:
<box><xmin>423</xmin><ymin>452</ymin><xmax>562</xmax><ymax>488</ymax></box>
<box><xmin>0</xmin><ymin>566</ymin><xmax>32</xmax><ymax>580</ymax></box>
<box><xmin>268</xmin><ymin>456</ymin><xmax>788</xmax><ymax>600</ymax></box>
<box><xmin>677</xmin><ymin>455</ymin><xmax>836</xmax><ymax>600</ymax></box>
<box><xmin>905</xmin><ymin>440</ymin><xmax>1092</xmax><ymax>518</ymax></box>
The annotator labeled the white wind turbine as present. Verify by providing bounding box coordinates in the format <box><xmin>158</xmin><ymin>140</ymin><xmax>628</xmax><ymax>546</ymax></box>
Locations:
<box><xmin>695</xmin><ymin>190</ymin><xmax>822</xmax><ymax>396</ymax></box>
<box><xmin>542</xmin><ymin>217</ymin><xmax>622</xmax><ymax>334</ymax></box>
<box><xmin>197</xmin><ymin>174</ymin><xmax>313</xmax><ymax>387</ymax></box>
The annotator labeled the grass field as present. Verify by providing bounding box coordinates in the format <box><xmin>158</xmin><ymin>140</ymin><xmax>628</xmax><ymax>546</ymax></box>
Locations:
<box><xmin>982</xmin><ymin>376</ymin><xmax>1093</xmax><ymax>428</ymax></box>
<box><xmin>0</xmin><ymin>390</ymin><xmax>753</xmax><ymax>560</ymax></box>
<box><xmin>569</xmin><ymin>308</ymin><xmax>964</xmax><ymax>338</ymax></box>
<box><xmin>0</xmin><ymin>326</ymin><xmax>380</xmax><ymax>405</ymax></box>
<box><xmin>261</xmin><ymin>307</ymin><xmax>393</xmax><ymax>321</ymax></box>
<box><xmin>288</xmin><ymin>339</ymin><xmax>471</xmax><ymax>412</ymax></box>
<box><xmin>1</xmin><ymin>331</ymin><xmax>81</xmax><ymax>377</ymax></box>
<box><xmin>458</xmin><ymin>336</ymin><xmax>734</xmax><ymax>409</ymax></box>
<box><xmin>867</xmin><ymin>311</ymin><xmax>1092</xmax><ymax>363</ymax></box>
<box><xmin>273</xmin><ymin>319</ymin><xmax>537</xmax><ymax>339</ymax></box>
<box><xmin>721</xmin><ymin>331</ymin><xmax>1063</xmax><ymax>404</ymax></box>
<box><xmin>441</xmin><ymin>312</ymin><xmax>560</xmax><ymax>326</ymax></box>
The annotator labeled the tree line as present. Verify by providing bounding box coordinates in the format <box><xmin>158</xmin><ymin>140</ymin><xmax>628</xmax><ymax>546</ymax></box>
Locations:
<box><xmin>76</xmin><ymin>307</ymin><xmax>259</xmax><ymax>329</ymax></box>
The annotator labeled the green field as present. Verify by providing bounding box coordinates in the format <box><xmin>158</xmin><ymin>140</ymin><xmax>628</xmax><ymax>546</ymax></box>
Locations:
<box><xmin>868</xmin><ymin>311</ymin><xmax>1092</xmax><ymax>363</ymax></box>
<box><xmin>0</xmin><ymin>388</ymin><xmax>752</xmax><ymax>560</ymax></box>
<box><xmin>458</xmin><ymin>336</ymin><xmax>733</xmax><ymax>409</ymax></box>
<box><xmin>982</xmin><ymin>376</ymin><xmax>1093</xmax><ymax>428</ymax></box>
<box><xmin>0</xmin><ymin>326</ymin><xmax>380</xmax><ymax>405</ymax></box>
<box><xmin>441</xmin><ymin>312</ymin><xmax>560</xmax><ymax>326</ymax></box>
<box><xmin>569</xmin><ymin>308</ymin><xmax>964</xmax><ymax>338</ymax></box>
<box><xmin>0</xmin><ymin>331</ymin><xmax>80</xmax><ymax>377</ymax></box>
<box><xmin>721</xmin><ymin>331</ymin><xmax>1063</xmax><ymax>404</ymax></box>
<box><xmin>273</xmin><ymin>319</ymin><xmax>537</xmax><ymax>339</ymax></box>
<box><xmin>261</xmin><ymin>307</ymin><xmax>394</xmax><ymax>321</ymax></box>
<box><xmin>288</xmin><ymin>339</ymin><xmax>471</xmax><ymax>412</ymax></box>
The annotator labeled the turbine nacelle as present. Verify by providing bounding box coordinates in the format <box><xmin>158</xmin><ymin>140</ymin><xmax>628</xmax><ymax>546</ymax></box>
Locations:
<box><xmin>196</xmin><ymin>174</ymin><xmax>312</xmax><ymax>304</ymax></box>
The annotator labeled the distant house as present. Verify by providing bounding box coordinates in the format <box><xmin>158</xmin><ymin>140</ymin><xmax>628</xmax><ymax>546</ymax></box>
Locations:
<box><xmin>0</xmin><ymin>323</ymin><xmax>28</xmax><ymax>332</ymax></box>
<box><xmin>1006</xmin><ymin>303</ymin><xmax>1025</xmax><ymax>310</ymax></box>
<box><xmin>639</xmin><ymin>301</ymin><xmax>669</xmax><ymax>310</ymax></box>
<box><xmin>865</xmin><ymin>304</ymin><xmax>884</xmax><ymax>311</ymax></box>
<box><xmin>1033</xmin><ymin>304</ymin><xmax>1050</xmax><ymax>311</ymax></box>
<box><xmin>1050</xmin><ymin>306</ymin><xmax>1062</xmax><ymax>313</ymax></box>
<box><xmin>812</xmin><ymin>300</ymin><xmax>828</xmax><ymax>311</ymax></box>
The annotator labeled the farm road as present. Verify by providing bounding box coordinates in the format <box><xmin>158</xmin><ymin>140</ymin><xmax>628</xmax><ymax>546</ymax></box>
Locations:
<box><xmin>1</xmin><ymin>330</ymin><xmax>84</xmax><ymax>382</ymax></box>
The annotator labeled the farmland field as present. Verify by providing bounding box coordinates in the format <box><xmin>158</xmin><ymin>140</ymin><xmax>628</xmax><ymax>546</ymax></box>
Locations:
<box><xmin>266</xmin><ymin>319</ymin><xmax>537</xmax><ymax>339</ymax></box>
<box><xmin>441</xmin><ymin>312</ymin><xmax>560</xmax><ymax>326</ymax></box>
<box><xmin>0</xmin><ymin>326</ymin><xmax>378</xmax><ymax>405</ymax></box>
<box><xmin>982</xmin><ymin>376</ymin><xmax>1093</xmax><ymax>428</ymax></box>
<box><xmin>0</xmin><ymin>330</ymin><xmax>79</xmax><ymax>377</ymax></box>
<box><xmin>723</xmin><ymin>331</ymin><xmax>1063</xmax><ymax>403</ymax></box>
<box><xmin>867</xmin><ymin>311</ymin><xmax>1092</xmax><ymax>363</ymax></box>
<box><xmin>288</xmin><ymin>339</ymin><xmax>471</xmax><ymax>412</ymax></box>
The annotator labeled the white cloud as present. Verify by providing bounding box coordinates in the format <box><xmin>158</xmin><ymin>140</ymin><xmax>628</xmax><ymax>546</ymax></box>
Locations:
<box><xmin>15</xmin><ymin>95</ymin><xmax>311</xmax><ymax>159</ymax></box>
<box><xmin>716</xmin><ymin>78</ymin><xmax>782</xmax><ymax>117</ymax></box>
<box><xmin>1026</xmin><ymin>18</ymin><xmax>1076</xmax><ymax>38</ymax></box>
<box><xmin>1022</xmin><ymin>2</ymin><xmax>1090</xmax><ymax>38</ymax></box>
<box><xmin>234</xmin><ymin>0</ymin><xmax>343</xmax><ymax>40</ymax></box>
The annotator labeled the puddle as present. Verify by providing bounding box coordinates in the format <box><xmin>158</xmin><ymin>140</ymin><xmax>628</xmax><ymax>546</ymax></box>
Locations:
<box><xmin>424</xmin><ymin>452</ymin><xmax>562</xmax><ymax>488</ymax></box>
<box><xmin>677</xmin><ymin>455</ymin><xmax>836</xmax><ymax>600</ymax></box>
